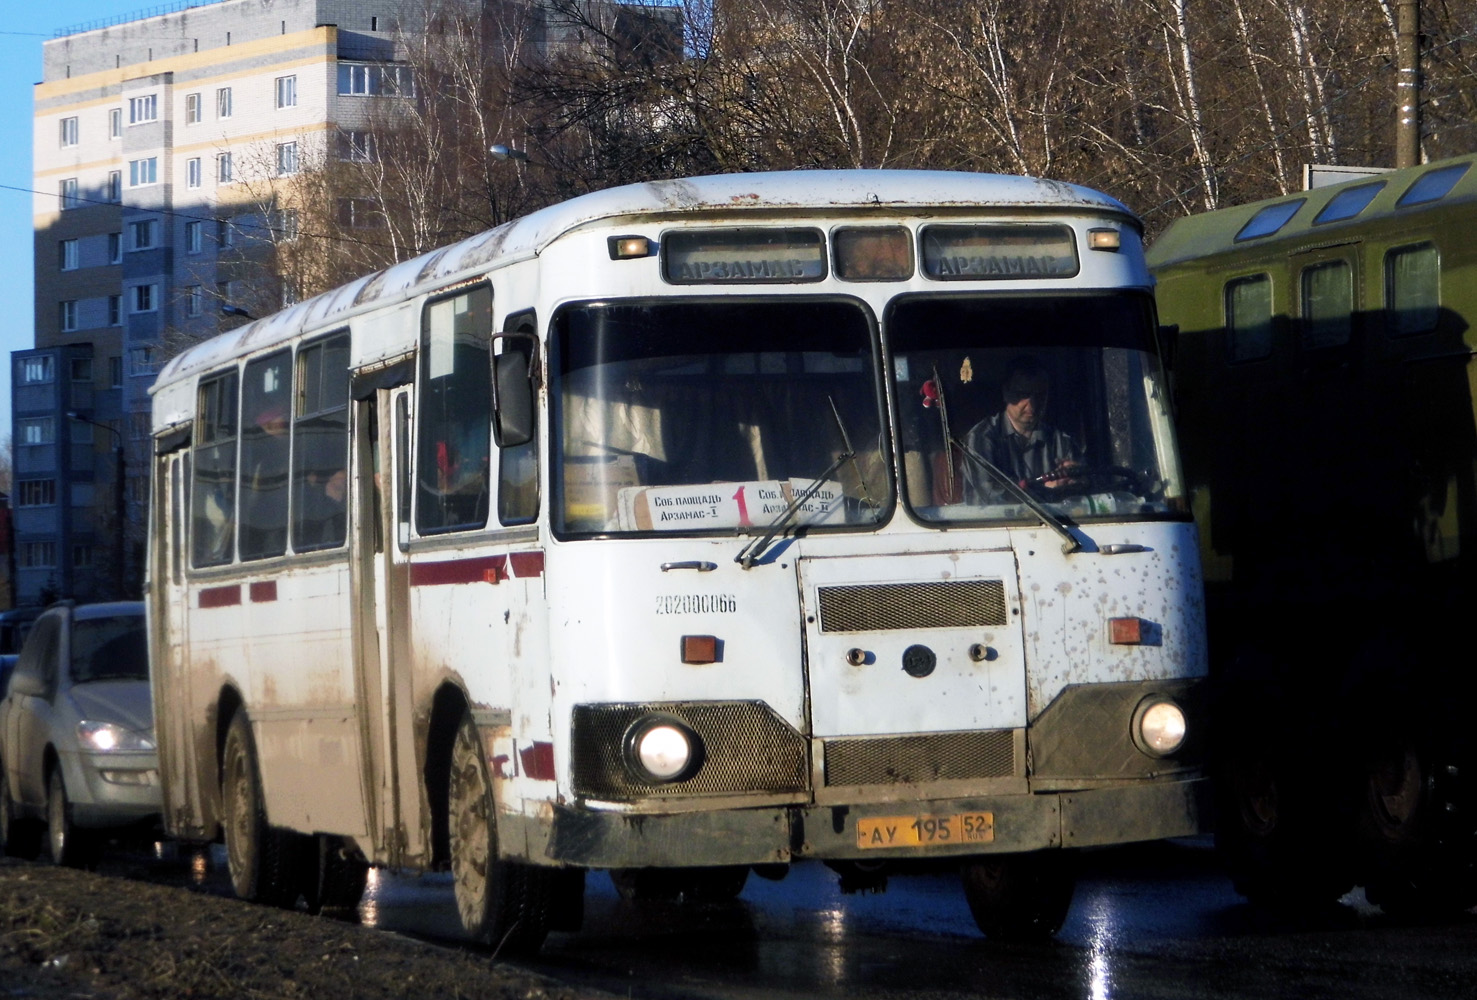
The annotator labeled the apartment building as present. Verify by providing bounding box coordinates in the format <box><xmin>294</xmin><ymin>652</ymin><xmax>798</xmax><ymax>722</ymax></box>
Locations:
<box><xmin>16</xmin><ymin>0</ymin><xmax>441</xmax><ymax>604</ymax></box>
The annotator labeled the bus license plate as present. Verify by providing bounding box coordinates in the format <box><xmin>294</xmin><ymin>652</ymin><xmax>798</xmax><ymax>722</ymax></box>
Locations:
<box><xmin>856</xmin><ymin>812</ymin><xmax>995</xmax><ymax>850</ymax></box>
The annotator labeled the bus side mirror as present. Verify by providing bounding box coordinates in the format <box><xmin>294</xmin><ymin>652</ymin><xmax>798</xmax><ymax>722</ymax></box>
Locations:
<box><xmin>493</xmin><ymin>340</ymin><xmax>535</xmax><ymax>448</ymax></box>
<box><xmin>1157</xmin><ymin>324</ymin><xmax>1180</xmax><ymax>372</ymax></box>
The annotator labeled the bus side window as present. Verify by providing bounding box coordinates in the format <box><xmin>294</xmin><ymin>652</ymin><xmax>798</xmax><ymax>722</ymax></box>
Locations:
<box><xmin>396</xmin><ymin>393</ymin><xmax>411</xmax><ymax>550</ymax></box>
<box><xmin>416</xmin><ymin>285</ymin><xmax>493</xmax><ymax>534</ymax></box>
<box><xmin>1225</xmin><ymin>274</ymin><xmax>1273</xmax><ymax>363</ymax></box>
<box><xmin>192</xmin><ymin>372</ymin><xmax>239</xmax><ymax>567</ymax></box>
<box><xmin>498</xmin><ymin>321</ymin><xmax>539</xmax><ymax>526</ymax></box>
<box><xmin>292</xmin><ymin>332</ymin><xmax>351</xmax><ymax>551</ymax></box>
<box><xmin>239</xmin><ymin>350</ymin><xmax>293</xmax><ymax>560</ymax></box>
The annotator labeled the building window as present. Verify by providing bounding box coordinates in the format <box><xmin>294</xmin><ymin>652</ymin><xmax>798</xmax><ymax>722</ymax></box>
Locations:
<box><xmin>60</xmin><ymin>239</ymin><xmax>79</xmax><ymax>271</ymax></box>
<box><xmin>60</xmin><ymin>178</ymin><xmax>79</xmax><ymax>209</ymax></box>
<box><xmin>59</xmin><ymin>300</ymin><xmax>79</xmax><ymax>332</ymax></box>
<box><xmin>20</xmin><ymin>542</ymin><xmax>57</xmax><ymax>569</ymax></box>
<box><xmin>18</xmin><ymin>480</ymin><xmax>57</xmax><ymax>507</ymax></box>
<box><xmin>107</xmin><ymin>170</ymin><xmax>122</xmax><ymax>202</ymax></box>
<box><xmin>275</xmin><ymin>75</ymin><xmax>297</xmax><ymax>108</ymax></box>
<box><xmin>71</xmin><ymin>358</ymin><xmax>92</xmax><ymax>381</ymax></box>
<box><xmin>216</xmin><ymin>87</ymin><xmax>232</xmax><ymax>118</ymax></box>
<box><xmin>186</xmin><ymin>157</ymin><xmax>202</xmax><ymax>188</ymax></box>
<box><xmin>217</xmin><ymin>151</ymin><xmax>233</xmax><ymax>183</ymax></box>
<box><xmin>108</xmin><ymin>295</ymin><xmax>122</xmax><ymax>326</ymax></box>
<box><xmin>109</xmin><ymin>356</ymin><xmax>123</xmax><ymax>387</ymax></box>
<box><xmin>129</xmin><ymin>411</ymin><xmax>151</xmax><ymax>441</ymax></box>
<box><xmin>109</xmin><ymin>108</ymin><xmax>122</xmax><ymax>139</ymax></box>
<box><xmin>129</xmin><ymin>157</ymin><xmax>158</xmax><ymax>187</ymax></box>
<box><xmin>73</xmin><ymin>545</ymin><xmax>93</xmax><ymax>568</ymax></box>
<box><xmin>21</xmin><ymin>356</ymin><xmax>55</xmax><ymax>383</ymax></box>
<box><xmin>128</xmin><ymin>94</ymin><xmax>158</xmax><ymax>124</ymax></box>
<box><xmin>108</xmin><ymin>233</ymin><xmax>122</xmax><ymax>263</ymax></box>
<box><xmin>276</xmin><ymin>141</ymin><xmax>298</xmax><ymax>176</ymax></box>
<box><xmin>186</xmin><ymin>220</ymin><xmax>203</xmax><ymax>254</ymax></box>
<box><xmin>130</xmin><ymin>346</ymin><xmax>160</xmax><ymax>375</ymax></box>
<box><xmin>339</xmin><ymin>130</ymin><xmax>375</xmax><ymax>162</ymax></box>
<box><xmin>130</xmin><ymin>219</ymin><xmax>157</xmax><ymax>250</ymax></box>
<box><xmin>338</xmin><ymin>62</ymin><xmax>414</xmax><ymax>97</ymax></box>
<box><xmin>186</xmin><ymin>285</ymin><xmax>203</xmax><ymax>317</ymax></box>
<box><xmin>278</xmin><ymin>209</ymin><xmax>299</xmax><ymax>241</ymax></box>
<box><xmin>131</xmin><ymin>284</ymin><xmax>157</xmax><ymax>313</ymax></box>
<box><xmin>220</xmin><ymin>218</ymin><xmax>236</xmax><ymax>247</ymax></box>
<box><xmin>59</xmin><ymin>116</ymin><xmax>78</xmax><ymax>147</ymax></box>
<box><xmin>19</xmin><ymin>417</ymin><xmax>55</xmax><ymax>445</ymax></box>
<box><xmin>186</xmin><ymin>92</ymin><xmax>202</xmax><ymax>124</ymax></box>
<box><xmin>337</xmin><ymin>198</ymin><xmax>383</xmax><ymax>228</ymax></box>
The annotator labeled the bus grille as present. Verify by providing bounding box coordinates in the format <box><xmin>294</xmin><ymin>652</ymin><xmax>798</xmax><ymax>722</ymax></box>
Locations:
<box><xmin>572</xmin><ymin>701</ymin><xmax>809</xmax><ymax>800</ymax></box>
<box><xmin>823</xmin><ymin>730</ymin><xmax>1016</xmax><ymax>786</ymax></box>
<box><xmin>816</xmin><ymin>580</ymin><xmax>1008</xmax><ymax>632</ymax></box>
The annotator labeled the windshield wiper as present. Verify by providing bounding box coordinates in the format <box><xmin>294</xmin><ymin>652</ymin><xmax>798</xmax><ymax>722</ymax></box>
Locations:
<box><xmin>951</xmin><ymin>437</ymin><xmax>1082</xmax><ymax>555</ymax></box>
<box><xmin>736</xmin><ymin>397</ymin><xmax>857</xmax><ymax>570</ymax></box>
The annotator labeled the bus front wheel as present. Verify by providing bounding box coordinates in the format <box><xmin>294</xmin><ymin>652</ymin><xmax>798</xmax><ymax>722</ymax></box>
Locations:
<box><xmin>960</xmin><ymin>852</ymin><xmax>1075</xmax><ymax>940</ymax></box>
<box><xmin>448</xmin><ymin>710</ymin><xmax>552</xmax><ymax>954</ymax></box>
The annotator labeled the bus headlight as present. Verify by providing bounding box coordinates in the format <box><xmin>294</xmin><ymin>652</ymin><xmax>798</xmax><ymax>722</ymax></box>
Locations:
<box><xmin>624</xmin><ymin>715</ymin><xmax>703</xmax><ymax>783</ymax></box>
<box><xmin>1131</xmin><ymin>697</ymin><xmax>1187</xmax><ymax>757</ymax></box>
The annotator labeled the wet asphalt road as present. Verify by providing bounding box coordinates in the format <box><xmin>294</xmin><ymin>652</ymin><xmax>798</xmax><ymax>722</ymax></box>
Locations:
<box><xmin>111</xmin><ymin>838</ymin><xmax>1477</xmax><ymax>999</ymax></box>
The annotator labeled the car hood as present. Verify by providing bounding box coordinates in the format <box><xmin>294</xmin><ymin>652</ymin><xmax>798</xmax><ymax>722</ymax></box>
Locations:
<box><xmin>68</xmin><ymin>680</ymin><xmax>154</xmax><ymax>733</ymax></box>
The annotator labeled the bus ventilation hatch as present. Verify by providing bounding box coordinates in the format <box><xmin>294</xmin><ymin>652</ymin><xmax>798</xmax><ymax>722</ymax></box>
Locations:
<box><xmin>823</xmin><ymin>730</ymin><xmax>1017</xmax><ymax>786</ymax></box>
<box><xmin>572</xmin><ymin>701</ymin><xmax>808</xmax><ymax>799</ymax></box>
<box><xmin>816</xmin><ymin>580</ymin><xmax>1008</xmax><ymax>633</ymax></box>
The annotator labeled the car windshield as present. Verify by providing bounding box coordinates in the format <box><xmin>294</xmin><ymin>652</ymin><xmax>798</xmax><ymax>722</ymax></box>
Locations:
<box><xmin>551</xmin><ymin>299</ymin><xmax>891</xmax><ymax>536</ymax></box>
<box><xmin>70</xmin><ymin>616</ymin><xmax>148</xmax><ymax>684</ymax></box>
<box><xmin>890</xmin><ymin>291</ymin><xmax>1185</xmax><ymax>525</ymax></box>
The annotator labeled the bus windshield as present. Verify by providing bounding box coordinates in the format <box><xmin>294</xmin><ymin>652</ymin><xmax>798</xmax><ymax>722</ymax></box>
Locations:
<box><xmin>552</xmin><ymin>299</ymin><xmax>891</xmax><ymax>537</ymax></box>
<box><xmin>890</xmin><ymin>292</ymin><xmax>1185</xmax><ymax>525</ymax></box>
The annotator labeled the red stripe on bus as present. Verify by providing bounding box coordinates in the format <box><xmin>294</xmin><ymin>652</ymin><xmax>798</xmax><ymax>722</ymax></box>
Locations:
<box><xmin>409</xmin><ymin>555</ymin><xmax>508</xmax><ymax>587</ymax></box>
<box><xmin>198</xmin><ymin>585</ymin><xmax>241</xmax><ymax>609</ymax></box>
<box><xmin>519</xmin><ymin>741</ymin><xmax>556</xmax><ymax>781</ymax></box>
<box><xmin>408</xmin><ymin>551</ymin><xmax>545</xmax><ymax>587</ymax></box>
<box><xmin>250</xmin><ymin>581</ymin><xmax>278</xmax><ymax>603</ymax></box>
<box><xmin>508</xmin><ymin>551</ymin><xmax>545</xmax><ymax>579</ymax></box>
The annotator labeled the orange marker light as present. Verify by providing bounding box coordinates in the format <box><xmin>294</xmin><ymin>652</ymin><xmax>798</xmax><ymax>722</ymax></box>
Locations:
<box><xmin>1088</xmin><ymin>228</ymin><xmax>1122</xmax><ymax>251</ymax></box>
<box><xmin>681</xmin><ymin>635</ymin><xmax>720</xmax><ymax>664</ymax></box>
<box><xmin>1109</xmin><ymin>617</ymin><xmax>1143</xmax><ymax>644</ymax></box>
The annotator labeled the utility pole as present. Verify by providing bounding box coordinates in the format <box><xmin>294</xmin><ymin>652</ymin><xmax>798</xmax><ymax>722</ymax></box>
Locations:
<box><xmin>1396</xmin><ymin>0</ymin><xmax>1421</xmax><ymax>169</ymax></box>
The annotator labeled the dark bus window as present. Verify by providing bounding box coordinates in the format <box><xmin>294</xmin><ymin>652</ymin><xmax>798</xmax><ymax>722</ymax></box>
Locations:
<box><xmin>239</xmin><ymin>350</ymin><xmax>292</xmax><ymax>560</ymax></box>
<box><xmin>1225</xmin><ymin>275</ymin><xmax>1273</xmax><ymax>362</ymax></box>
<box><xmin>417</xmin><ymin>285</ymin><xmax>492</xmax><ymax>534</ymax></box>
<box><xmin>1234</xmin><ymin>200</ymin><xmax>1304</xmax><ymax>242</ymax></box>
<box><xmin>834</xmin><ymin>227</ymin><xmax>913</xmax><ymax>281</ymax></box>
<box><xmin>498</xmin><ymin>333</ymin><xmax>539</xmax><ymax>526</ymax></box>
<box><xmin>1301</xmin><ymin>261</ymin><xmax>1353</xmax><ymax>349</ymax></box>
<box><xmin>1313</xmin><ymin>182</ymin><xmax>1385</xmax><ymax>225</ymax></box>
<box><xmin>192</xmin><ymin>372</ymin><xmax>239</xmax><ymax>567</ymax></box>
<box><xmin>292</xmin><ymin>332</ymin><xmax>351</xmax><ymax>551</ymax></box>
<box><xmin>1387</xmin><ymin>243</ymin><xmax>1440</xmax><ymax>337</ymax></box>
<box><xmin>1397</xmin><ymin>163</ymin><xmax>1470</xmax><ymax>207</ymax></box>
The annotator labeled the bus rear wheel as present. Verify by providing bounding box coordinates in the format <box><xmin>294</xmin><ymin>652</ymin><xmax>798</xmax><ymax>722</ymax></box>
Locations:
<box><xmin>222</xmin><ymin>712</ymin><xmax>297</xmax><ymax>907</ymax></box>
<box><xmin>448</xmin><ymin>710</ymin><xmax>552</xmax><ymax>954</ymax></box>
<box><xmin>960</xmin><ymin>852</ymin><xmax>1075</xmax><ymax>941</ymax></box>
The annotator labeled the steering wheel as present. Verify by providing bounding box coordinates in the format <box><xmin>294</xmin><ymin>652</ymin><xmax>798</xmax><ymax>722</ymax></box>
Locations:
<box><xmin>1026</xmin><ymin>465</ymin><xmax>1147</xmax><ymax>500</ymax></box>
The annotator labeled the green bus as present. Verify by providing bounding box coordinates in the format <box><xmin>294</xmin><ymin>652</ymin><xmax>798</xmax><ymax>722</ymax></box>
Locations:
<box><xmin>1149</xmin><ymin>154</ymin><xmax>1477</xmax><ymax>915</ymax></box>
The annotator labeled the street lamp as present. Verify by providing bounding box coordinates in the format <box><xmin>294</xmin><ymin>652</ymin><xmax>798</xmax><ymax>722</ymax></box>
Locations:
<box><xmin>66</xmin><ymin>411</ymin><xmax>126</xmax><ymax>599</ymax></box>
<box><xmin>488</xmin><ymin>144</ymin><xmax>530</xmax><ymax>163</ymax></box>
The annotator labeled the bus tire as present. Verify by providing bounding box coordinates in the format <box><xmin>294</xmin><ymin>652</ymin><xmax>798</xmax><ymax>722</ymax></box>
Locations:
<box><xmin>307</xmin><ymin>835</ymin><xmax>369</xmax><ymax>918</ymax></box>
<box><xmin>0</xmin><ymin>768</ymin><xmax>42</xmax><ymax>860</ymax></box>
<box><xmin>960</xmin><ymin>852</ymin><xmax>1075</xmax><ymax>941</ymax></box>
<box><xmin>222</xmin><ymin>712</ymin><xmax>297</xmax><ymax>907</ymax></box>
<box><xmin>1359</xmin><ymin>743</ymin><xmax>1477</xmax><ymax>918</ymax></box>
<box><xmin>448</xmin><ymin>710</ymin><xmax>551</xmax><ymax>954</ymax></box>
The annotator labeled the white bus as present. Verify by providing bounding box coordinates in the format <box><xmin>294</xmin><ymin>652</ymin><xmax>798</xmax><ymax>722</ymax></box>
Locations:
<box><xmin>147</xmin><ymin>170</ymin><xmax>1208</xmax><ymax>950</ymax></box>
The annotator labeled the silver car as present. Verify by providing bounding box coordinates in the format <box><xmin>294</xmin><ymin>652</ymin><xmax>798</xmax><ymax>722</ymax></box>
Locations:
<box><xmin>0</xmin><ymin>602</ymin><xmax>160</xmax><ymax>865</ymax></box>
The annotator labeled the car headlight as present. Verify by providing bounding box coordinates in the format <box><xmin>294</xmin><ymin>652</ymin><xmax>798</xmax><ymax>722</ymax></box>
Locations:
<box><xmin>77</xmin><ymin>721</ymin><xmax>156</xmax><ymax>753</ymax></box>
<box><xmin>1131</xmin><ymin>697</ymin><xmax>1186</xmax><ymax>757</ymax></box>
<box><xmin>624</xmin><ymin>715</ymin><xmax>702</xmax><ymax>783</ymax></box>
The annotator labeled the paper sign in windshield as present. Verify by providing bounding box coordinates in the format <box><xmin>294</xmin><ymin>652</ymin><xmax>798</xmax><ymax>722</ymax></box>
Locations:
<box><xmin>619</xmin><ymin>480</ymin><xmax>845</xmax><ymax>531</ymax></box>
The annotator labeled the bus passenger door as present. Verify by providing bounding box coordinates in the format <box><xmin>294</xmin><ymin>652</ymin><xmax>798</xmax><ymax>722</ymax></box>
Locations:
<box><xmin>350</xmin><ymin>385</ymin><xmax>419</xmax><ymax>866</ymax></box>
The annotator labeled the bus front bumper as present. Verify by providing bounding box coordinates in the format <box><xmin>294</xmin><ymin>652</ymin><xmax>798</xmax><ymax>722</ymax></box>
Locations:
<box><xmin>543</xmin><ymin>774</ymin><xmax>1210</xmax><ymax>868</ymax></box>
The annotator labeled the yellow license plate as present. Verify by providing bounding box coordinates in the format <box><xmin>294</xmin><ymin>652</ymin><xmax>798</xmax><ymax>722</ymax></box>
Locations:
<box><xmin>856</xmin><ymin>812</ymin><xmax>995</xmax><ymax>849</ymax></box>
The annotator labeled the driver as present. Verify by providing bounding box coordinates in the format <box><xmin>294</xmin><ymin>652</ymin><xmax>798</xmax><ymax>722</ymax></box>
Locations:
<box><xmin>961</xmin><ymin>356</ymin><xmax>1081</xmax><ymax>502</ymax></box>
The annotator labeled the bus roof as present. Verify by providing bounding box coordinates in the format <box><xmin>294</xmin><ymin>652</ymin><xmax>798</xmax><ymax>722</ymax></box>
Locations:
<box><xmin>1147</xmin><ymin>152</ymin><xmax>1477</xmax><ymax>272</ymax></box>
<box><xmin>152</xmin><ymin>169</ymin><xmax>1135</xmax><ymax>392</ymax></box>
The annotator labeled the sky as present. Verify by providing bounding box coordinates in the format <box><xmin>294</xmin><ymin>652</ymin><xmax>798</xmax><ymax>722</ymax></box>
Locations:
<box><xmin>0</xmin><ymin>2</ymin><xmax>165</xmax><ymax>442</ymax></box>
